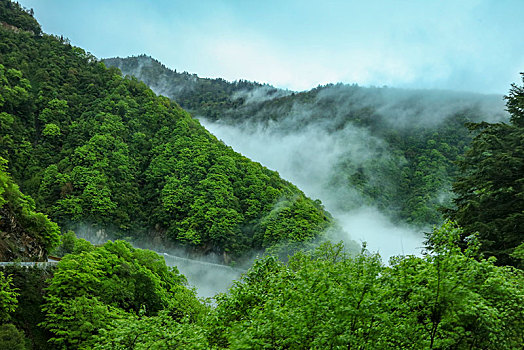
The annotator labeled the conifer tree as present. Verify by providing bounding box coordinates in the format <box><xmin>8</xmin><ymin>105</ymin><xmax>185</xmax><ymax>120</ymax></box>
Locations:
<box><xmin>449</xmin><ymin>74</ymin><xmax>524</xmax><ymax>266</ymax></box>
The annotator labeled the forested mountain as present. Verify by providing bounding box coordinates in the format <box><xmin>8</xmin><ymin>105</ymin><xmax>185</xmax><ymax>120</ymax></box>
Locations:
<box><xmin>0</xmin><ymin>2</ymin><xmax>522</xmax><ymax>349</ymax></box>
<box><xmin>103</xmin><ymin>55</ymin><xmax>291</xmax><ymax>120</ymax></box>
<box><xmin>106</xmin><ymin>54</ymin><xmax>523</xmax><ymax>267</ymax></box>
<box><xmin>0</xmin><ymin>0</ymin><xmax>333</xmax><ymax>262</ymax></box>
<box><xmin>447</xmin><ymin>75</ymin><xmax>524</xmax><ymax>266</ymax></box>
<box><xmin>105</xmin><ymin>55</ymin><xmax>508</xmax><ymax>228</ymax></box>
<box><xmin>0</xmin><ymin>158</ymin><xmax>59</xmax><ymax>261</ymax></box>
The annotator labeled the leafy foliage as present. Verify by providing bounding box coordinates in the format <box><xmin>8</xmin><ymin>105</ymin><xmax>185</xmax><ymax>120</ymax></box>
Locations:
<box><xmin>0</xmin><ymin>5</ymin><xmax>332</xmax><ymax>259</ymax></box>
<box><xmin>0</xmin><ymin>157</ymin><xmax>60</xmax><ymax>260</ymax></box>
<box><xmin>449</xmin><ymin>74</ymin><xmax>524</xmax><ymax>266</ymax></box>
<box><xmin>0</xmin><ymin>0</ymin><xmax>40</xmax><ymax>35</ymax></box>
<box><xmin>1</xmin><ymin>265</ymin><xmax>55</xmax><ymax>350</ymax></box>
<box><xmin>91</xmin><ymin>310</ymin><xmax>209</xmax><ymax>350</ymax></box>
<box><xmin>103</xmin><ymin>55</ymin><xmax>268</xmax><ymax>115</ymax></box>
<box><xmin>210</xmin><ymin>222</ymin><xmax>523</xmax><ymax>349</ymax></box>
<box><xmin>106</xmin><ymin>56</ymin><xmax>506</xmax><ymax>228</ymax></box>
<box><xmin>0</xmin><ymin>323</ymin><xmax>28</xmax><ymax>350</ymax></box>
<box><xmin>2</xmin><ymin>3</ymin><xmax>522</xmax><ymax>348</ymax></box>
<box><xmin>0</xmin><ymin>271</ymin><xmax>18</xmax><ymax>322</ymax></box>
<box><xmin>40</xmin><ymin>240</ymin><xmax>205</xmax><ymax>349</ymax></box>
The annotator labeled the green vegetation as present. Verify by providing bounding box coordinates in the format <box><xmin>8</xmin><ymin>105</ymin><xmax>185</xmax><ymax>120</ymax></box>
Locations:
<box><xmin>5</xmin><ymin>223</ymin><xmax>522</xmax><ymax>349</ymax></box>
<box><xmin>91</xmin><ymin>309</ymin><xmax>209</xmax><ymax>349</ymax></box>
<box><xmin>0</xmin><ymin>2</ymin><xmax>522</xmax><ymax>348</ymax></box>
<box><xmin>0</xmin><ymin>157</ymin><xmax>60</xmax><ymax>261</ymax></box>
<box><xmin>2</xmin><ymin>235</ymin><xmax>207</xmax><ymax>350</ymax></box>
<box><xmin>1</xmin><ymin>265</ymin><xmax>53</xmax><ymax>349</ymax></box>
<box><xmin>0</xmin><ymin>324</ymin><xmax>28</xmax><ymax>350</ymax></box>
<box><xmin>103</xmin><ymin>55</ymin><xmax>271</xmax><ymax>118</ymax></box>
<box><xmin>0</xmin><ymin>267</ymin><xmax>29</xmax><ymax>350</ymax></box>
<box><xmin>210</xmin><ymin>223</ymin><xmax>523</xmax><ymax>349</ymax></box>
<box><xmin>447</xmin><ymin>74</ymin><xmax>524</xmax><ymax>266</ymax></box>
<box><xmin>0</xmin><ymin>1</ymin><xmax>332</xmax><ymax>260</ymax></box>
<box><xmin>0</xmin><ymin>0</ymin><xmax>40</xmax><ymax>34</ymax></box>
<box><xmin>106</xmin><ymin>56</ymin><xmax>506</xmax><ymax>228</ymax></box>
<box><xmin>40</xmin><ymin>239</ymin><xmax>205</xmax><ymax>349</ymax></box>
<box><xmin>0</xmin><ymin>271</ymin><xmax>18</xmax><ymax>322</ymax></box>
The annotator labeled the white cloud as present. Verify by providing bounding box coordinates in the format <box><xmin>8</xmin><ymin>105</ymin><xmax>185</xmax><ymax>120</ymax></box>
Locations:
<box><xmin>18</xmin><ymin>0</ymin><xmax>524</xmax><ymax>93</ymax></box>
<box><xmin>202</xmin><ymin>36</ymin><xmax>338</xmax><ymax>90</ymax></box>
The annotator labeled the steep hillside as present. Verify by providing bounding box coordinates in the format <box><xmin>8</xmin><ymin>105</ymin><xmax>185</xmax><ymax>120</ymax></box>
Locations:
<box><xmin>0</xmin><ymin>157</ymin><xmax>59</xmax><ymax>261</ymax></box>
<box><xmin>103</xmin><ymin>55</ymin><xmax>291</xmax><ymax>119</ymax></box>
<box><xmin>0</xmin><ymin>0</ymin><xmax>40</xmax><ymax>34</ymax></box>
<box><xmin>105</xmin><ymin>55</ymin><xmax>508</xmax><ymax>227</ymax></box>
<box><xmin>1</xmin><ymin>3</ymin><xmax>522</xmax><ymax>349</ymax></box>
<box><xmin>0</xmin><ymin>0</ymin><xmax>333</xmax><ymax>261</ymax></box>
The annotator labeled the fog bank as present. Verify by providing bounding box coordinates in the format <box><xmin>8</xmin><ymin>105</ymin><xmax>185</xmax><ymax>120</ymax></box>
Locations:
<box><xmin>200</xmin><ymin>118</ymin><xmax>426</xmax><ymax>260</ymax></box>
<box><xmin>74</xmin><ymin>227</ymin><xmax>243</xmax><ymax>299</ymax></box>
<box><xmin>198</xmin><ymin>85</ymin><xmax>508</xmax><ymax>260</ymax></box>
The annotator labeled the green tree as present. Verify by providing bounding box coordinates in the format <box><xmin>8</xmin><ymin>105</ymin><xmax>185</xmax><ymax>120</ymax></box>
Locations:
<box><xmin>40</xmin><ymin>240</ymin><xmax>204</xmax><ymax>349</ymax></box>
<box><xmin>0</xmin><ymin>157</ymin><xmax>60</xmax><ymax>260</ymax></box>
<box><xmin>211</xmin><ymin>222</ymin><xmax>523</xmax><ymax>349</ymax></box>
<box><xmin>91</xmin><ymin>310</ymin><xmax>209</xmax><ymax>350</ymax></box>
<box><xmin>38</xmin><ymin>98</ymin><xmax>68</xmax><ymax>125</ymax></box>
<box><xmin>0</xmin><ymin>0</ymin><xmax>41</xmax><ymax>34</ymax></box>
<box><xmin>0</xmin><ymin>11</ymin><xmax>333</xmax><ymax>258</ymax></box>
<box><xmin>448</xmin><ymin>74</ymin><xmax>524</xmax><ymax>266</ymax></box>
<box><xmin>0</xmin><ymin>272</ymin><xmax>18</xmax><ymax>322</ymax></box>
<box><xmin>41</xmin><ymin>123</ymin><xmax>60</xmax><ymax>137</ymax></box>
<box><xmin>2</xmin><ymin>265</ymin><xmax>55</xmax><ymax>350</ymax></box>
<box><xmin>0</xmin><ymin>323</ymin><xmax>28</xmax><ymax>350</ymax></box>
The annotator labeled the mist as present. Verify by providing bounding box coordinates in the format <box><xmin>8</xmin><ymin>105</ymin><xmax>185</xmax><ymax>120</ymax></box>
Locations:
<box><xmin>199</xmin><ymin>85</ymin><xmax>508</xmax><ymax>261</ymax></box>
<box><xmin>315</xmin><ymin>85</ymin><xmax>508</xmax><ymax>128</ymax></box>
<box><xmin>73</xmin><ymin>225</ymin><xmax>244</xmax><ymax>299</ymax></box>
<box><xmin>200</xmin><ymin>118</ymin><xmax>424</xmax><ymax>260</ymax></box>
<box><xmin>161</xmin><ymin>253</ymin><xmax>243</xmax><ymax>299</ymax></box>
<box><xmin>232</xmin><ymin>85</ymin><xmax>292</xmax><ymax>104</ymax></box>
<box><xmin>225</xmin><ymin>84</ymin><xmax>507</xmax><ymax>132</ymax></box>
<box><xmin>101</xmin><ymin>59</ymin><xmax>510</xmax><ymax>277</ymax></box>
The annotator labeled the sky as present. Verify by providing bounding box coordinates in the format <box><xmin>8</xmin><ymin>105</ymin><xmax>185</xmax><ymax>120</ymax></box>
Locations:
<box><xmin>17</xmin><ymin>0</ymin><xmax>524</xmax><ymax>94</ymax></box>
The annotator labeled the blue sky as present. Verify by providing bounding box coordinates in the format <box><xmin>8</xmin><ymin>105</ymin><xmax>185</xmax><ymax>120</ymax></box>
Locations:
<box><xmin>17</xmin><ymin>0</ymin><xmax>524</xmax><ymax>93</ymax></box>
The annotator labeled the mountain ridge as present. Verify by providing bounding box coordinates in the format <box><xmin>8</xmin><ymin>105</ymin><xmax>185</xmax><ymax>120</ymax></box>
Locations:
<box><xmin>0</xmin><ymin>4</ymin><xmax>334</xmax><ymax>262</ymax></box>
<box><xmin>104</xmin><ymin>54</ymin><xmax>508</xmax><ymax>229</ymax></box>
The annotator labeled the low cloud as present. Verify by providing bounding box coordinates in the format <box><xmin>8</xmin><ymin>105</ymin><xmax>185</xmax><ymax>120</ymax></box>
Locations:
<box><xmin>315</xmin><ymin>85</ymin><xmax>508</xmax><ymax>129</ymax></box>
<box><xmin>232</xmin><ymin>85</ymin><xmax>292</xmax><ymax>105</ymax></box>
<box><xmin>199</xmin><ymin>86</ymin><xmax>508</xmax><ymax>259</ymax></box>
<box><xmin>200</xmin><ymin>118</ymin><xmax>425</xmax><ymax>259</ymax></box>
<box><xmin>73</xmin><ymin>224</ymin><xmax>244</xmax><ymax>299</ymax></box>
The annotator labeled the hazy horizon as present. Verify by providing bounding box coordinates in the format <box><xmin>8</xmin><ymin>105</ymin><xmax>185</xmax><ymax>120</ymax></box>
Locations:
<box><xmin>17</xmin><ymin>0</ymin><xmax>524</xmax><ymax>94</ymax></box>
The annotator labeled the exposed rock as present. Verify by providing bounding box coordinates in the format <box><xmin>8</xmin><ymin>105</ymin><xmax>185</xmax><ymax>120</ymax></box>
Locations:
<box><xmin>0</xmin><ymin>206</ymin><xmax>46</xmax><ymax>261</ymax></box>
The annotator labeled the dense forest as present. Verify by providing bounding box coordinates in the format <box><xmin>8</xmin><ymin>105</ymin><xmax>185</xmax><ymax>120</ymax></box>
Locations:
<box><xmin>0</xmin><ymin>0</ymin><xmax>333</xmax><ymax>262</ymax></box>
<box><xmin>105</xmin><ymin>55</ymin><xmax>507</xmax><ymax>228</ymax></box>
<box><xmin>2</xmin><ymin>222</ymin><xmax>523</xmax><ymax>349</ymax></box>
<box><xmin>1</xmin><ymin>1</ymin><xmax>523</xmax><ymax>349</ymax></box>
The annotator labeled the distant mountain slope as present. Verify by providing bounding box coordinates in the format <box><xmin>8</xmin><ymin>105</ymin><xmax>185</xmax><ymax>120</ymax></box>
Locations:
<box><xmin>0</xmin><ymin>0</ymin><xmax>40</xmax><ymax>34</ymax></box>
<box><xmin>103</xmin><ymin>55</ymin><xmax>291</xmax><ymax>119</ymax></box>
<box><xmin>0</xmin><ymin>2</ymin><xmax>333</xmax><ymax>261</ymax></box>
<box><xmin>105</xmin><ymin>55</ymin><xmax>508</xmax><ymax>227</ymax></box>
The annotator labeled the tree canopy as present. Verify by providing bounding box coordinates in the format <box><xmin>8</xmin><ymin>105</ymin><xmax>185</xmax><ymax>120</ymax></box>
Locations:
<box><xmin>0</xmin><ymin>157</ymin><xmax>60</xmax><ymax>261</ymax></box>
<box><xmin>1</xmin><ymin>2</ymin><xmax>523</xmax><ymax>348</ymax></box>
<box><xmin>210</xmin><ymin>222</ymin><xmax>523</xmax><ymax>349</ymax></box>
<box><xmin>105</xmin><ymin>56</ymin><xmax>506</xmax><ymax>228</ymax></box>
<box><xmin>0</xmin><ymin>3</ymin><xmax>332</xmax><ymax>260</ymax></box>
<box><xmin>40</xmin><ymin>239</ymin><xmax>205</xmax><ymax>349</ymax></box>
<box><xmin>448</xmin><ymin>73</ymin><xmax>524</xmax><ymax>266</ymax></box>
